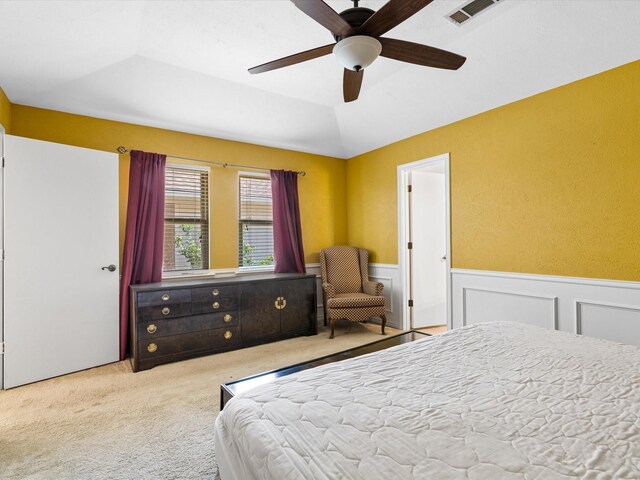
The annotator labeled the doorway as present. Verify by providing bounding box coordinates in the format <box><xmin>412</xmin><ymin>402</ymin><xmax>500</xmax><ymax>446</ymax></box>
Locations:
<box><xmin>398</xmin><ymin>153</ymin><xmax>451</xmax><ymax>331</ymax></box>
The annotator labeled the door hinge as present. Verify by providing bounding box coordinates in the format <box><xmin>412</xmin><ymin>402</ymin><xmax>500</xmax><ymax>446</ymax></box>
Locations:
<box><xmin>1</xmin><ymin>156</ymin><xmax>4</xmax><ymax>168</ymax></box>
<box><xmin>1</xmin><ymin>249</ymin><xmax>4</xmax><ymax>261</ymax></box>
<box><xmin>0</xmin><ymin>342</ymin><xmax>4</xmax><ymax>355</ymax></box>
<box><xmin>407</xmin><ymin>242</ymin><xmax>413</xmax><ymax>250</ymax></box>
<box><xmin>407</xmin><ymin>184</ymin><xmax>412</xmax><ymax>193</ymax></box>
<box><xmin>408</xmin><ymin>299</ymin><xmax>414</xmax><ymax>307</ymax></box>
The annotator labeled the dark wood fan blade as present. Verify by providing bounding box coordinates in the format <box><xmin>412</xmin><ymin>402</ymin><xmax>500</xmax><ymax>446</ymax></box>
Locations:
<box><xmin>360</xmin><ymin>0</ymin><xmax>434</xmax><ymax>38</ymax></box>
<box><xmin>249</xmin><ymin>43</ymin><xmax>334</xmax><ymax>74</ymax></box>
<box><xmin>291</xmin><ymin>0</ymin><xmax>355</xmax><ymax>37</ymax></box>
<box><xmin>379</xmin><ymin>37</ymin><xmax>466</xmax><ymax>70</ymax></box>
<box><xmin>343</xmin><ymin>68</ymin><xmax>363</xmax><ymax>102</ymax></box>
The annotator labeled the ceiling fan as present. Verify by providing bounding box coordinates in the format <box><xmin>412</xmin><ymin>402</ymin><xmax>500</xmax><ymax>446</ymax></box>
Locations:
<box><xmin>249</xmin><ymin>0</ymin><xmax>467</xmax><ymax>103</ymax></box>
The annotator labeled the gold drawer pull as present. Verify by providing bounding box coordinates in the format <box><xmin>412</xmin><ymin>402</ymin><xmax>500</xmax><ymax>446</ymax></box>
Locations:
<box><xmin>274</xmin><ymin>296</ymin><xmax>287</xmax><ymax>310</ymax></box>
<box><xmin>147</xmin><ymin>343</ymin><xmax>158</xmax><ymax>353</ymax></box>
<box><xmin>224</xmin><ymin>314</ymin><xmax>232</xmax><ymax>323</ymax></box>
<box><xmin>161</xmin><ymin>293</ymin><xmax>170</xmax><ymax>301</ymax></box>
<box><xmin>147</xmin><ymin>324</ymin><xmax>157</xmax><ymax>334</ymax></box>
<box><xmin>162</xmin><ymin>307</ymin><xmax>170</xmax><ymax>316</ymax></box>
<box><xmin>212</xmin><ymin>289</ymin><xmax>219</xmax><ymax>296</ymax></box>
<box><xmin>224</xmin><ymin>331</ymin><xmax>232</xmax><ymax>340</ymax></box>
<box><xmin>212</xmin><ymin>302</ymin><xmax>220</xmax><ymax>309</ymax></box>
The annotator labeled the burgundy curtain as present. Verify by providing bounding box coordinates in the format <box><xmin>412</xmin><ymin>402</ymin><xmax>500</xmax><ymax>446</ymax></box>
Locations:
<box><xmin>270</xmin><ymin>169</ymin><xmax>306</xmax><ymax>273</ymax></box>
<box><xmin>119</xmin><ymin>150</ymin><xmax>166</xmax><ymax>360</ymax></box>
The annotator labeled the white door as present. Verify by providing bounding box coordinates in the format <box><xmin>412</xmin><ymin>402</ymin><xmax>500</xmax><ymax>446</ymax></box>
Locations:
<box><xmin>0</xmin><ymin>126</ymin><xmax>4</xmax><ymax>388</ymax></box>
<box><xmin>3</xmin><ymin>135</ymin><xmax>119</xmax><ymax>388</ymax></box>
<box><xmin>410</xmin><ymin>169</ymin><xmax>447</xmax><ymax>328</ymax></box>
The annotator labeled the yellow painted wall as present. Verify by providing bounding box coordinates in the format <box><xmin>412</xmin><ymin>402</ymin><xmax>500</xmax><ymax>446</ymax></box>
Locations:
<box><xmin>11</xmin><ymin>106</ymin><xmax>347</xmax><ymax>268</ymax></box>
<box><xmin>347</xmin><ymin>60</ymin><xmax>640</xmax><ymax>282</ymax></box>
<box><xmin>0</xmin><ymin>86</ymin><xmax>11</xmax><ymax>133</ymax></box>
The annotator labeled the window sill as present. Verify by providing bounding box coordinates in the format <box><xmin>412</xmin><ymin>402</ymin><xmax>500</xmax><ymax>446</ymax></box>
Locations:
<box><xmin>237</xmin><ymin>265</ymin><xmax>275</xmax><ymax>274</ymax></box>
<box><xmin>162</xmin><ymin>266</ymin><xmax>275</xmax><ymax>282</ymax></box>
<box><xmin>162</xmin><ymin>269</ymin><xmax>233</xmax><ymax>281</ymax></box>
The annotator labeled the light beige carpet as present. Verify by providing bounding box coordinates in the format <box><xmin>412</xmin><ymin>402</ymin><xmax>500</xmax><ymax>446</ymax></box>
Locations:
<box><xmin>0</xmin><ymin>322</ymin><xmax>406</xmax><ymax>480</ymax></box>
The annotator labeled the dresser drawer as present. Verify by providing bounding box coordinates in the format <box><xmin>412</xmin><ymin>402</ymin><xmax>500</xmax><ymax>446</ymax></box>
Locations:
<box><xmin>137</xmin><ymin>289</ymin><xmax>191</xmax><ymax>307</ymax></box>
<box><xmin>139</xmin><ymin>326</ymin><xmax>241</xmax><ymax>359</ymax></box>
<box><xmin>138</xmin><ymin>311</ymin><xmax>239</xmax><ymax>339</ymax></box>
<box><xmin>192</xmin><ymin>297</ymin><xmax>238</xmax><ymax>315</ymax></box>
<box><xmin>191</xmin><ymin>284</ymin><xmax>238</xmax><ymax>301</ymax></box>
<box><xmin>137</xmin><ymin>302</ymin><xmax>192</xmax><ymax>321</ymax></box>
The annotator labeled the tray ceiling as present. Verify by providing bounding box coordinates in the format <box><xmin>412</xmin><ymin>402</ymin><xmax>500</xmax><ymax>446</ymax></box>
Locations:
<box><xmin>0</xmin><ymin>1</ymin><xmax>639</xmax><ymax>158</ymax></box>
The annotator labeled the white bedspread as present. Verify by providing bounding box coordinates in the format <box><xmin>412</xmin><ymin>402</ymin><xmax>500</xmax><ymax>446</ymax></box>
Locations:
<box><xmin>214</xmin><ymin>322</ymin><xmax>640</xmax><ymax>479</ymax></box>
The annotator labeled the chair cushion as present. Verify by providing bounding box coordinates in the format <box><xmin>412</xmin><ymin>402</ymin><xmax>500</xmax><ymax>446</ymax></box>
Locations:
<box><xmin>327</xmin><ymin>293</ymin><xmax>385</xmax><ymax>308</ymax></box>
<box><xmin>323</xmin><ymin>246</ymin><xmax>362</xmax><ymax>294</ymax></box>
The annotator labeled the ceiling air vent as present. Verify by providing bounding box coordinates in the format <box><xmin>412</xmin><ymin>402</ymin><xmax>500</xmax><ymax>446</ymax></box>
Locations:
<box><xmin>447</xmin><ymin>0</ymin><xmax>503</xmax><ymax>26</ymax></box>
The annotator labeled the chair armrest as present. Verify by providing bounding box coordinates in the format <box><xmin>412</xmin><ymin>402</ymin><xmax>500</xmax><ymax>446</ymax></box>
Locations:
<box><xmin>363</xmin><ymin>281</ymin><xmax>383</xmax><ymax>296</ymax></box>
<box><xmin>322</xmin><ymin>283</ymin><xmax>336</xmax><ymax>299</ymax></box>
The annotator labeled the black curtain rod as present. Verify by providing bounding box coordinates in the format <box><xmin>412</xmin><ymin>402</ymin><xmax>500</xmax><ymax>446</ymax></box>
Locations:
<box><xmin>116</xmin><ymin>146</ymin><xmax>306</xmax><ymax>176</ymax></box>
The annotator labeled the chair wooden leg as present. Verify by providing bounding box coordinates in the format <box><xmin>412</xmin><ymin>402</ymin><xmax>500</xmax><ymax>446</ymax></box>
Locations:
<box><xmin>329</xmin><ymin>318</ymin><xmax>335</xmax><ymax>339</ymax></box>
<box><xmin>323</xmin><ymin>306</ymin><xmax>327</xmax><ymax>327</ymax></box>
<box><xmin>381</xmin><ymin>314</ymin><xmax>387</xmax><ymax>335</ymax></box>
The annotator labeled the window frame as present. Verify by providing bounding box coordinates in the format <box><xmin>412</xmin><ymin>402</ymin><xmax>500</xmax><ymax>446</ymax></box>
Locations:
<box><xmin>162</xmin><ymin>162</ymin><xmax>211</xmax><ymax>277</ymax></box>
<box><xmin>238</xmin><ymin>172</ymin><xmax>275</xmax><ymax>271</ymax></box>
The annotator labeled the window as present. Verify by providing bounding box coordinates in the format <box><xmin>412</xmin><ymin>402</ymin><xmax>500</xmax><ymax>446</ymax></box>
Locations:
<box><xmin>163</xmin><ymin>164</ymin><xmax>210</xmax><ymax>273</ymax></box>
<box><xmin>239</xmin><ymin>175</ymin><xmax>274</xmax><ymax>267</ymax></box>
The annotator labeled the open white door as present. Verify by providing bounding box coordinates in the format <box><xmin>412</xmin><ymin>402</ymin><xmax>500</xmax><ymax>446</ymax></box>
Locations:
<box><xmin>3</xmin><ymin>135</ymin><xmax>119</xmax><ymax>388</ymax></box>
<box><xmin>410</xmin><ymin>170</ymin><xmax>447</xmax><ymax>328</ymax></box>
<box><xmin>398</xmin><ymin>154</ymin><xmax>451</xmax><ymax>331</ymax></box>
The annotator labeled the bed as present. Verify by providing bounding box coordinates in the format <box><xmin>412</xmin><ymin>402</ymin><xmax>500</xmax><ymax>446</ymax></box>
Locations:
<box><xmin>213</xmin><ymin>322</ymin><xmax>640</xmax><ymax>479</ymax></box>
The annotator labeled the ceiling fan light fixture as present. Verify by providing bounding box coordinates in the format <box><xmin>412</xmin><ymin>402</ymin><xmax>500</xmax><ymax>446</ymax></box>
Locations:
<box><xmin>333</xmin><ymin>35</ymin><xmax>382</xmax><ymax>71</ymax></box>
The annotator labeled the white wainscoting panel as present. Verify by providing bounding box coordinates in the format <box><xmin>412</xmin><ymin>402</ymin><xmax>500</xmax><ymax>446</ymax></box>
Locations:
<box><xmin>463</xmin><ymin>288</ymin><xmax>558</xmax><ymax>330</ymax></box>
<box><xmin>306</xmin><ymin>264</ymin><xmax>324</xmax><ymax>323</ymax></box>
<box><xmin>576</xmin><ymin>301</ymin><xmax>640</xmax><ymax>346</ymax></box>
<box><xmin>453</xmin><ymin>269</ymin><xmax>640</xmax><ymax>346</ymax></box>
<box><xmin>307</xmin><ymin>263</ymin><xmax>401</xmax><ymax>329</ymax></box>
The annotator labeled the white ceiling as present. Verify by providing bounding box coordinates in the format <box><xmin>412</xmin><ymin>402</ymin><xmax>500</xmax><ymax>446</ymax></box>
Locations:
<box><xmin>1</xmin><ymin>1</ymin><xmax>639</xmax><ymax>159</ymax></box>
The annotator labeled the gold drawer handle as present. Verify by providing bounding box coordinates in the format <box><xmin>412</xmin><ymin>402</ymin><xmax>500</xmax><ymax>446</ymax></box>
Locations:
<box><xmin>162</xmin><ymin>307</ymin><xmax>170</xmax><ymax>316</ymax></box>
<box><xmin>147</xmin><ymin>343</ymin><xmax>157</xmax><ymax>353</ymax></box>
<box><xmin>212</xmin><ymin>302</ymin><xmax>220</xmax><ymax>309</ymax></box>
<box><xmin>224</xmin><ymin>314</ymin><xmax>232</xmax><ymax>323</ymax></box>
<box><xmin>212</xmin><ymin>289</ymin><xmax>219</xmax><ymax>296</ymax></box>
<box><xmin>161</xmin><ymin>293</ymin><xmax>170</xmax><ymax>301</ymax></box>
<box><xmin>224</xmin><ymin>331</ymin><xmax>232</xmax><ymax>340</ymax></box>
<box><xmin>274</xmin><ymin>296</ymin><xmax>287</xmax><ymax>310</ymax></box>
<box><xmin>147</xmin><ymin>324</ymin><xmax>157</xmax><ymax>334</ymax></box>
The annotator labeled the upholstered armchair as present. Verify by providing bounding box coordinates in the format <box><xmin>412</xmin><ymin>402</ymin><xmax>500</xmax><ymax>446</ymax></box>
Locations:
<box><xmin>320</xmin><ymin>246</ymin><xmax>386</xmax><ymax>339</ymax></box>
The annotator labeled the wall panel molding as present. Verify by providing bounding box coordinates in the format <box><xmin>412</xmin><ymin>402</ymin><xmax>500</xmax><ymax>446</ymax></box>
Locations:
<box><xmin>452</xmin><ymin>269</ymin><xmax>640</xmax><ymax>345</ymax></box>
<box><xmin>575</xmin><ymin>300</ymin><xmax>640</xmax><ymax>346</ymax></box>
<box><xmin>462</xmin><ymin>287</ymin><xmax>558</xmax><ymax>330</ymax></box>
<box><xmin>453</xmin><ymin>269</ymin><xmax>640</xmax><ymax>290</ymax></box>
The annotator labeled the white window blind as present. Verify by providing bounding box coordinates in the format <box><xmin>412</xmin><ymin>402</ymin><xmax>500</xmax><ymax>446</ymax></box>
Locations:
<box><xmin>239</xmin><ymin>175</ymin><xmax>274</xmax><ymax>267</ymax></box>
<box><xmin>163</xmin><ymin>165</ymin><xmax>210</xmax><ymax>272</ymax></box>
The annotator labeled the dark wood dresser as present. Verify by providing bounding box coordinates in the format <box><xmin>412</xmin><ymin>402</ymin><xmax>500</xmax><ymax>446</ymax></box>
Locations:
<box><xmin>129</xmin><ymin>273</ymin><xmax>317</xmax><ymax>372</ymax></box>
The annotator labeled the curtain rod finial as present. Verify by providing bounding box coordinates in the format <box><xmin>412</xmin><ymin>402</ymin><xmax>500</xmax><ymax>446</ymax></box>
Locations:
<box><xmin>117</xmin><ymin>146</ymin><xmax>129</xmax><ymax>154</ymax></box>
<box><xmin>299</xmin><ymin>171</ymin><xmax>306</xmax><ymax>176</ymax></box>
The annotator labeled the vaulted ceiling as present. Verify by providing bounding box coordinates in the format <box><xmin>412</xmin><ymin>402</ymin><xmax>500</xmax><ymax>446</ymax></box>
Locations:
<box><xmin>1</xmin><ymin>1</ymin><xmax>639</xmax><ymax>158</ymax></box>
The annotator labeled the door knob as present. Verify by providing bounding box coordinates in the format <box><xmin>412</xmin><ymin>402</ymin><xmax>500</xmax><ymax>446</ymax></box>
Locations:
<box><xmin>101</xmin><ymin>264</ymin><xmax>117</xmax><ymax>272</ymax></box>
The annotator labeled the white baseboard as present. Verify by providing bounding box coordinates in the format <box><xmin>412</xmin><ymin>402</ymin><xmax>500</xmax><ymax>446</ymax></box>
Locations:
<box><xmin>452</xmin><ymin>269</ymin><xmax>640</xmax><ymax>346</ymax></box>
<box><xmin>306</xmin><ymin>263</ymin><xmax>402</xmax><ymax>329</ymax></box>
